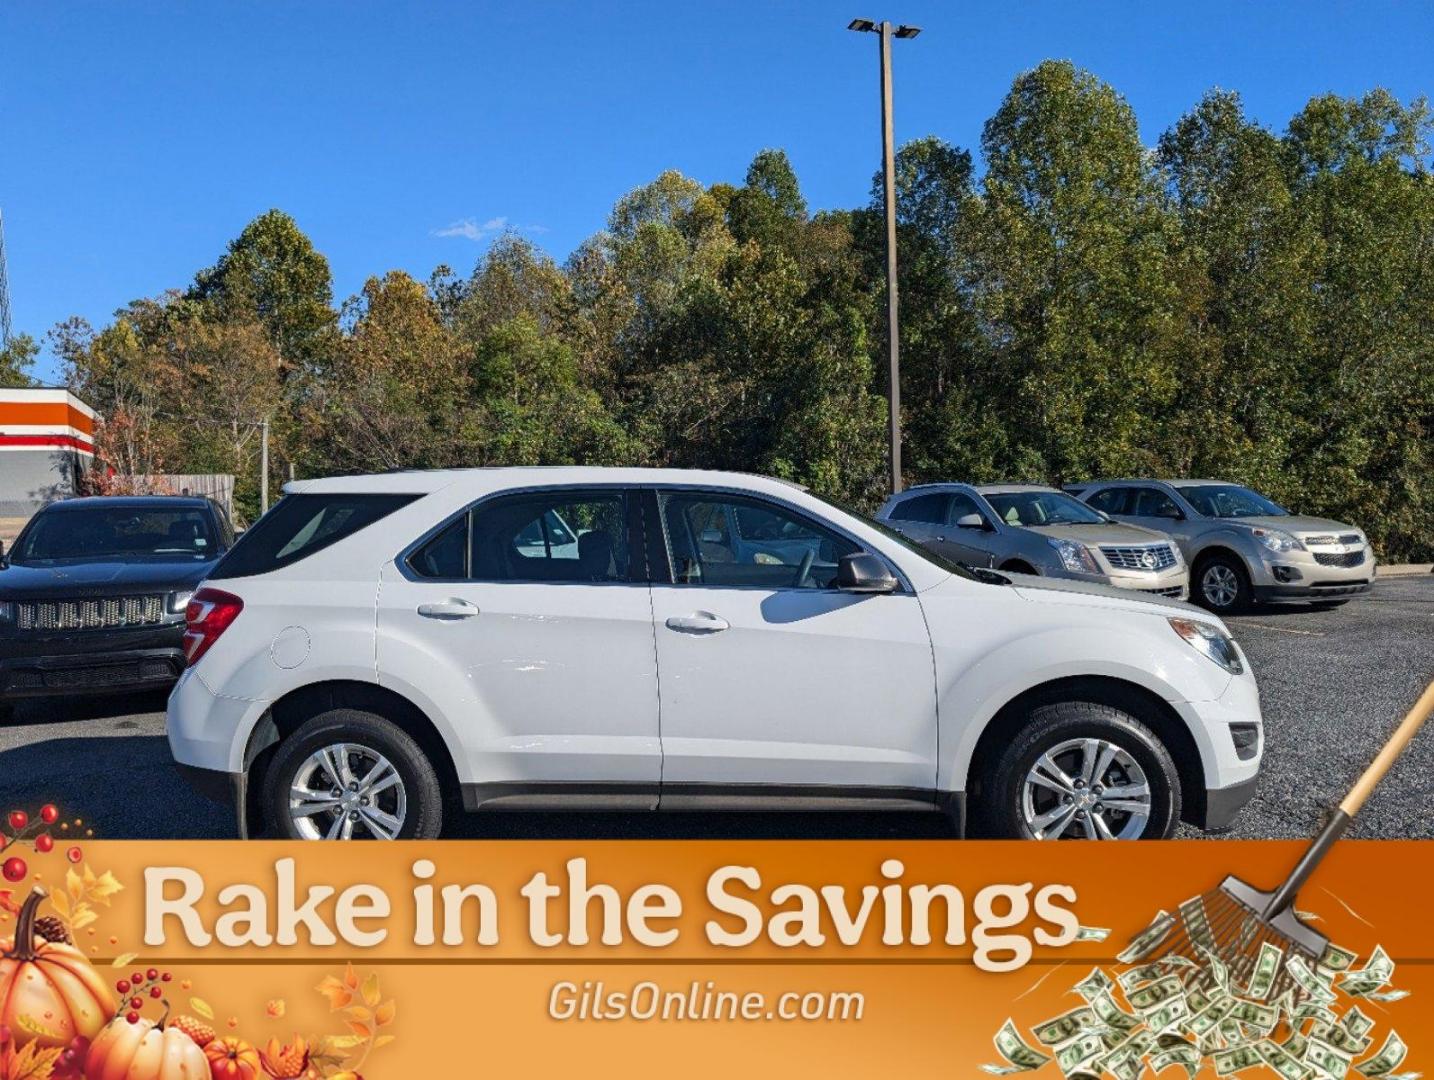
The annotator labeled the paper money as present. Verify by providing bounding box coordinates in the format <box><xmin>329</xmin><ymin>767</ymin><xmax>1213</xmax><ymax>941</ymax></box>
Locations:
<box><xmin>1314</xmin><ymin>1020</ymin><xmax>1374</xmax><ymax>1056</ymax></box>
<box><xmin>1259</xmin><ymin>1039</ymin><xmax>1313</xmax><ymax>1080</ymax></box>
<box><xmin>1320</xmin><ymin>943</ymin><xmax>1359</xmax><ymax>972</ymax></box>
<box><xmin>1344</xmin><ymin>1007</ymin><xmax>1376</xmax><ymax>1039</ymax></box>
<box><xmin>1288</xmin><ymin>955</ymin><xmax>1339</xmax><ymax>1005</ymax></box>
<box><xmin>1091</xmin><ymin>991</ymin><xmax>1141</xmax><ymax>1034</ymax></box>
<box><xmin>1246</xmin><ymin>941</ymin><xmax>1284</xmax><ymax>1001</ymax></box>
<box><xmin>1151</xmin><ymin>1044</ymin><xmax>1200</xmax><ymax>1078</ymax></box>
<box><xmin>1074</xmin><ymin>968</ymin><xmax>1114</xmax><ymax>1002</ymax></box>
<box><xmin>1033</xmin><ymin>1007</ymin><xmax>1098</xmax><ymax>1047</ymax></box>
<box><xmin>1214</xmin><ymin>1045</ymin><xmax>1263</xmax><ymax>1075</ymax></box>
<box><xmin>1356</xmin><ymin>1032</ymin><xmax>1408</xmax><ymax>1078</ymax></box>
<box><xmin>1228</xmin><ymin>999</ymin><xmax>1278</xmax><ymax>1033</ymax></box>
<box><xmin>1179</xmin><ymin>895</ymin><xmax>1217</xmax><ymax>952</ymax></box>
<box><xmin>1075</xmin><ymin>925</ymin><xmax>1112</xmax><ymax>942</ymax></box>
<box><xmin>1309</xmin><ymin>1038</ymin><xmax>1355</xmax><ymax>1079</ymax></box>
<box><xmin>1127</xmin><ymin>975</ymin><xmax>1184</xmax><ymax>1014</ymax></box>
<box><xmin>984</xmin><ymin>1019</ymin><xmax>1053</xmax><ymax>1074</ymax></box>
<box><xmin>1056</xmin><ymin>1034</ymin><xmax>1106</xmax><ymax>1075</ymax></box>
<box><xmin>1200</xmin><ymin>945</ymin><xmax>1232</xmax><ymax>993</ymax></box>
<box><xmin>1118</xmin><ymin>911</ymin><xmax>1175</xmax><ymax>964</ymax></box>
<box><xmin>1341</xmin><ymin>947</ymin><xmax>1395</xmax><ymax>997</ymax></box>
<box><xmin>1188</xmin><ymin>997</ymin><xmax>1236</xmax><ymax>1038</ymax></box>
<box><xmin>1364</xmin><ymin>989</ymin><xmax>1409</xmax><ymax>1003</ymax></box>
<box><xmin>1146</xmin><ymin>996</ymin><xmax>1190</xmax><ymax>1034</ymax></box>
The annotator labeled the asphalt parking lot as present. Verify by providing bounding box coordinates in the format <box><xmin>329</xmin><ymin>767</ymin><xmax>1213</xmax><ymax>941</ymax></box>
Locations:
<box><xmin>1</xmin><ymin>576</ymin><xmax>1429</xmax><ymax>841</ymax></box>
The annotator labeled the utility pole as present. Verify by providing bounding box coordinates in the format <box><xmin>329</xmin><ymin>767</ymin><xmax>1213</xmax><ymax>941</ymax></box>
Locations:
<box><xmin>260</xmin><ymin>417</ymin><xmax>270</xmax><ymax>514</ymax></box>
<box><xmin>848</xmin><ymin>18</ymin><xmax>920</xmax><ymax>495</ymax></box>
<box><xmin>0</xmin><ymin>209</ymin><xmax>13</xmax><ymax>348</ymax></box>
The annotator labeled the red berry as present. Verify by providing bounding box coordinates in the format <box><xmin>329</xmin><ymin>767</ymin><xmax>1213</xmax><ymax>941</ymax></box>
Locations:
<box><xmin>161</xmin><ymin>972</ymin><xmax>172</xmax><ymax>982</ymax></box>
<box><xmin>66</xmin><ymin>846</ymin><xmax>83</xmax><ymax>863</ymax></box>
<box><xmin>35</xmin><ymin>833</ymin><xmax>54</xmax><ymax>853</ymax></box>
<box><xmin>126</xmin><ymin>1012</ymin><xmax>139</xmax><ymax>1025</ymax></box>
<box><xmin>146</xmin><ymin>967</ymin><xmax>159</xmax><ymax>981</ymax></box>
<box><xmin>129</xmin><ymin>997</ymin><xmax>143</xmax><ymax>1010</ymax></box>
<box><xmin>150</xmin><ymin>986</ymin><xmax>162</xmax><ymax>999</ymax></box>
<box><xmin>7</xmin><ymin>811</ymin><xmax>27</xmax><ymax>831</ymax></box>
<box><xmin>116</xmin><ymin>980</ymin><xmax>130</xmax><ymax>994</ymax></box>
<box><xmin>1</xmin><ymin>856</ymin><xmax>25</xmax><ymax>882</ymax></box>
<box><xmin>131</xmin><ymin>972</ymin><xmax>143</xmax><ymax>986</ymax></box>
<box><xmin>40</xmin><ymin>805</ymin><xmax>59</xmax><ymax>824</ymax></box>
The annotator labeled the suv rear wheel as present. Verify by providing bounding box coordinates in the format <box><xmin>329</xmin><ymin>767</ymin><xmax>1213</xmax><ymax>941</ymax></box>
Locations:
<box><xmin>980</xmin><ymin>701</ymin><xmax>1180</xmax><ymax>840</ymax></box>
<box><xmin>262</xmin><ymin>708</ymin><xmax>443</xmax><ymax>839</ymax></box>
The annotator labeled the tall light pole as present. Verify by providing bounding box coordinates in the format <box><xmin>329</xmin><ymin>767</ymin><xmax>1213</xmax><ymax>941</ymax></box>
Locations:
<box><xmin>848</xmin><ymin>18</ymin><xmax>919</xmax><ymax>495</ymax></box>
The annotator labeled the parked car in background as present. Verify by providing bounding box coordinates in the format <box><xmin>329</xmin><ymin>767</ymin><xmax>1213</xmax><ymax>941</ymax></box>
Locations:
<box><xmin>877</xmin><ymin>483</ymin><xmax>1189</xmax><ymax>600</ymax></box>
<box><xmin>1066</xmin><ymin>479</ymin><xmax>1374</xmax><ymax>613</ymax></box>
<box><xmin>0</xmin><ymin>496</ymin><xmax>234</xmax><ymax>719</ymax></box>
<box><xmin>167</xmin><ymin>467</ymin><xmax>1260</xmax><ymax>843</ymax></box>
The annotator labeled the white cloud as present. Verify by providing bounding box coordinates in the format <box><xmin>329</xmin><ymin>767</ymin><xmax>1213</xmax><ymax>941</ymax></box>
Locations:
<box><xmin>431</xmin><ymin>216</ymin><xmax>547</xmax><ymax>242</ymax></box>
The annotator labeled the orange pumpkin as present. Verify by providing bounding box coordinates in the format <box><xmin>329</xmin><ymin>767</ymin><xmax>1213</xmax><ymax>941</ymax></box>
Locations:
<box><xmin>84</xmin><ymin>1015</ymin><xmax>208</xmax><ymax>1080</ymax></box>
<box><xmin>204</xmin><ymin>1036</ymin><xmax>261</xmax><ymax>1080</ymax></box>
<box><xmin>0</xmin><ymin>888</ymin><xmax>115</xmax><ymax>1050</ymax></box>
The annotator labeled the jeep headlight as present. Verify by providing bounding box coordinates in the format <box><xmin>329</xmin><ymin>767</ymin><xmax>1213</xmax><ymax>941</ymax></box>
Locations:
<box><xmin>1250</xmin><ymin>527</ymin><xmax>1304</xmax><ymax>553</ymax></box>
<box><xmin>1048</xmin><ymin>537</ymin><xmax>1100</xmax><ymax>575</ymax></box>
<box><xmin>167</xmin><ymin>589</ymin><xmax>195</xmax><ymax>614</ymax></box>
<box><xmin>1169</xmin><ymin>617</ymin><xmax>1244</xmax><ymax>675</ymax></box>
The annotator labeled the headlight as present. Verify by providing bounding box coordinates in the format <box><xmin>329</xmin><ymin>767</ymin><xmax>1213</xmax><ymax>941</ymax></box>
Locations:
<box><xmin>167</xmin><ymin>590</ymin><xmax>195</xmax><ymax>614</ymax></box>
<box><xmin>1169</xmin><ymin>617</ymin><xmax>1244</xmax><ymax>675</ymax></box>
<box><xmin>1048</xmin><ymin>537</ymin><xmax>1100</xmax><ymax>575</ymax></box>
<box><xmin>0</xmin><ymin>601</ymin><xmax>11</xmax><ymax>624</ymax></box>
<box><xmin>1250</xmin><ymin>527</ymin><xmax>1304</xmax><ymax>553</ymax></box>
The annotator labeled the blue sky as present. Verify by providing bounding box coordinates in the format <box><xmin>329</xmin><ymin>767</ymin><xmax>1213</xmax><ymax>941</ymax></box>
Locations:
<box><xmin>4</xmin><ymin>1</ymin><xmax>1432</xmax><ymax>382</ymax></box>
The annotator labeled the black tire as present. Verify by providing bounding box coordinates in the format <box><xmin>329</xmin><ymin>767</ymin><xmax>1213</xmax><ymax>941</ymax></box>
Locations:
<box><xmin>262</xmin><ymin>708</ymin><xmax>443</xmax><ymax>840</ymax></box>
<box><xmin>979</xmin><ymin>700</ymin><xmax>1181</xmax><ymax>840</ymax></box>
<box><xmin>1193</xmin><ymin>552</ymin><xmax>1253</xmax><ymax>614</ymax></box>
<box><xmin>1001</xmin><ymin>561</ymin><xmax>1038</xmax><ymax>575</ymax></box>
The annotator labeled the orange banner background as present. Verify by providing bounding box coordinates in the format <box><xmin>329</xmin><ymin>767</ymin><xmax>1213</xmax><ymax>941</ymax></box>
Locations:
<box><xmin>5</xmin><ymin>840</ymin><xmax>1429</xmax><ymax>1077</ymax></box>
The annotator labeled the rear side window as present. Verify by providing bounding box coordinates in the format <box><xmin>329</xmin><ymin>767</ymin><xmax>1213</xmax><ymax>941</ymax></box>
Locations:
<box><xmin>887</xmin><ymin>492</ymin><xmax>950</xmax><ymax>524</ymax></box>
<box><xmin>470</xmin><ymin>491</ymin><xmax>632</xmax><ymax>583</ymax></box>
<box><xmin>210</xmin><ymin>494</ymin><xmax>418</xmax><ymax>579</ymax></box>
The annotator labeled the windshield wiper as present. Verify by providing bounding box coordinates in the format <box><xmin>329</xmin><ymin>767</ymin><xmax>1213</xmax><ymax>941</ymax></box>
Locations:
<box><xmin>959</xmin><ymin>562</ymin><xmax>1011</xmax><ymax>585</ymax></box>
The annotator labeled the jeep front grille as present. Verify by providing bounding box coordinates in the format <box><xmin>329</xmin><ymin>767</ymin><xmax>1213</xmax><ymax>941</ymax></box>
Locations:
<box><xmin>1100</xmin><ymin>543</ymin><xmax>1178</xmax><ymax>571</ymax></box>
<box><xmin>15</xmin><ymin>595</ymin><xmax>165</xmax><ymax>632</ymax></box>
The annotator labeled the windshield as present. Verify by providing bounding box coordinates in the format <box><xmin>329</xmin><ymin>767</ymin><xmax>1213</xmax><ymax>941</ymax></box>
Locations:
<box><xmin>805</xmin><ymin>492</ymin><xmax>978</xmax><ymax>581</ymax></box>
<box><xmin>983</xmin><ymin>491</ymin><xmax>1106</xmax><ymax>527</ymax></box>
<box><xmin>1174</xmin><ymin>484</ymin><xmax>1286</xmax><ymax>519</ymax></box>
<box><xmin>14</xmin><ymin>506</ymin><xmax>216</xmax><ymax>562</ymax></box>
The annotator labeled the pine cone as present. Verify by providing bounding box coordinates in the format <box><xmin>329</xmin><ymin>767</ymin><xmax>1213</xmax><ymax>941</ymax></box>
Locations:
<box><xmin>34</xmin><ymin>914</ymin><xmax>70</xmax><ymax>944</ymax></box>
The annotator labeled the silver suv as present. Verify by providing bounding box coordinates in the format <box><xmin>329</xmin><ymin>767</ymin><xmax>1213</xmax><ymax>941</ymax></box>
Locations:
<box><xmin>1068</xmin><ymin>479</ymin><xmax>1375</xmax><ymax>613</ymax></box>
<box><xmin>877</xmin><ymin>483</ymin><xmax>1189</xmax><ymax>599</ymax></box>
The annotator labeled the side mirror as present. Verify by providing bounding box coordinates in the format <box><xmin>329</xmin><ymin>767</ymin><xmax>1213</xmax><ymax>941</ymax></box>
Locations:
<box><xmin>955</xmin><ymin>513</ymin><xmax>987</xmax><ymax>530</ymax></box>
<box><xmin>836</xmin><ymin>553</ymin><xmax>899</xmax><ymax>594</ymax></box>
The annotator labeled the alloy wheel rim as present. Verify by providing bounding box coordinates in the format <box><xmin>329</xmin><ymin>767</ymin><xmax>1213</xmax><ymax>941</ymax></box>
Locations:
<box><xmin>289</xmin><ymin>743</ymin><xmax>407</xmax><ymax>840</ymax></box>
<box><xmin>1020</xmin><ymin>737</ymin><xmax>1152</xmax><ymax>840</ymax></box>
<box><xmin>1202</xmin><ymin>564</ymin><xmax>1239</xmax><ymax>608</ymax></box>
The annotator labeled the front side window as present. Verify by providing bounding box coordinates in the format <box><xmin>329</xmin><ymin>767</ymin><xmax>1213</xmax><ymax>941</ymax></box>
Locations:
<box><xmin>1085</xmin><ymin>488</ymin><xmax>1128</xmax><ymax>515</ymax></box>
<box><xmin>887</xmin><ymin>492</ymin><xmax>950</xmax><ymax>524</ymax></box>
<box><xmin>982</xmin><ymin>491</ymin><xmax>1105</xmax><ymax>527</ymax></box>
<box><xmin>16</xmin><ymin>506</ymin><xmax>217</xmax><ymax>563</ymax></box>
<box><xmin>946</xmin><ymin>491</ymin><xmax>985</xmax><ymax>523</ymax></box>
<box><xmin>660</xmin><ymin>492</ymin><xmax>858</xmax><ymax>589</ymax></box>
<box><xmin>1174</xmin><ymin>484</ymin><xmax>1285</xmax><ymax>519</ymax></box>
<box><xmin>469</xmin><ymin>491</ymin><xmax>630</xmax><ymax>582</ymax></box>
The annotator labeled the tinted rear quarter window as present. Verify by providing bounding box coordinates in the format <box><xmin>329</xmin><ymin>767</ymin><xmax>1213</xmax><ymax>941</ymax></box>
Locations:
<box><xmin>210</xmin><ymin>494</ymin><xmax>418</xmax><ymax>579</ymax></box>
<box><xmin>888</xmin><ymin>492</ymin><xmax>950</xmax><ymax>524</ymax></box>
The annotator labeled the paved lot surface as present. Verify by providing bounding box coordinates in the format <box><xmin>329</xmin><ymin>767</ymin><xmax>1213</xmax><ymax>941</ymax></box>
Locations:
<box><xmin>1</xmin><ymin>576</ymin><xmax>1429</xmax><ymax>841</ymax></box>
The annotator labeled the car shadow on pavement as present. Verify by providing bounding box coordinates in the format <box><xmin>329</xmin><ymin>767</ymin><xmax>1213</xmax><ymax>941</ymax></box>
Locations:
<box><xmin>446</xmin><ymin>809</ymin><xmax>957</xmax><ymax>840</ymax></box>
<box><xmin>0</xmin><ymin>734</ymin><xmax>233</xmax><ymax>839</ymax></box>
<box><xmin>5</xmin><ymin>690</ymin><xmax>172</xmax><ymax>727</ymax></box>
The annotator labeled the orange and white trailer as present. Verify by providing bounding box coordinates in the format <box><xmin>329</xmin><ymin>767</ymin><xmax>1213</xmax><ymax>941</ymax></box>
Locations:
<box><xmin>0</xmin><ymin>387</ymin><xmax>96</xmax><ymax>515</ymax></box>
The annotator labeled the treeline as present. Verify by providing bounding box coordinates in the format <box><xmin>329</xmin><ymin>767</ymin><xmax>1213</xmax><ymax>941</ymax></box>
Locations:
<box><xmin>6</xmin><ymin>61</ymin><xmax>1431</xmax><ymax>559</ymax></box>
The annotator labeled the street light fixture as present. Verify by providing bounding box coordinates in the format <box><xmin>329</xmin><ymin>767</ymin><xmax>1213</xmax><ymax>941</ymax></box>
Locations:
<box><xmin>849</xmin><ymin>18</ymin><xmax>921</xmax><ymax>495</ymax></box>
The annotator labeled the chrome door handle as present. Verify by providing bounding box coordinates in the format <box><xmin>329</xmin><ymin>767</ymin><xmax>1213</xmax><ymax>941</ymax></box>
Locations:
<box><xmin>417</xmin><ymin>599</ymin><xmax>479</xmax><ymax>619</ymax></box>
<box><xmin>934</xmin><ymin>534</ymin><xmax>946</xmax><ymax>542</ymax></box>
<box><xmin>665</xmin><ymin>612</ymin><xmax>730</xmax><ymax>634</ymax></box>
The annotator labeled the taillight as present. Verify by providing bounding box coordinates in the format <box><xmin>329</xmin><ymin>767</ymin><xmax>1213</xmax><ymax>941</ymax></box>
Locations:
<box><xmin>183</xmin><ymin>588</ymin><xmax>244</xmax><ymax>666</ymax></box>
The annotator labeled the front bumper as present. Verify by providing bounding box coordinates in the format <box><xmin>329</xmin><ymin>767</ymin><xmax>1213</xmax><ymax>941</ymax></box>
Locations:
<box><xmin>0</xmin><ymin>625</ymin><xmax>185</xmax><ymax>700</ymax></box>
<box><xmin>1250</xmin><ymin>545</ymin><xmax>1375</xmax><ymax>601</ymax></box>
<box><xmin>1051</xmin><ymin>564</ymin><xmax>1190</xmax><ymax>599</ymax></box>
<box><xmin>1201</xmin><ymin>775</ymin><xmax>1258</xmax><ymax>831</ymax></box>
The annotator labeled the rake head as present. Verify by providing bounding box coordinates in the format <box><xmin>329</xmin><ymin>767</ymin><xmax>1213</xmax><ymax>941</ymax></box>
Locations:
<box><xmin>1147</xmin><ymin>876</ymin><xmax>1329</xmax><ymax>1004</ymax></box>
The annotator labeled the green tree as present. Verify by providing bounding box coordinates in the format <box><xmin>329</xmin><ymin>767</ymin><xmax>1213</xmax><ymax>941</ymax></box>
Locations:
<box><xmin>0</xmin><ymin>333</ymin><xmax>39</xmax><ymax>387</ymax></box>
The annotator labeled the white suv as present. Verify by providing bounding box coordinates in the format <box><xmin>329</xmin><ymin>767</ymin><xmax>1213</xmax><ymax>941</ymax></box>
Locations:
<box><xmin>166</xmin><ymin>468</ymin><xmax>1263</xmax><ymax>841</ymax></box>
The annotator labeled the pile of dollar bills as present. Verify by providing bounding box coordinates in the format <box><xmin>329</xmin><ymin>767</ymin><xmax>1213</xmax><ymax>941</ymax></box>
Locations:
<box><xmin>983</xmin><ymin>903</ymin><xmax>1414</xmax><ymax>1080</ymax></box>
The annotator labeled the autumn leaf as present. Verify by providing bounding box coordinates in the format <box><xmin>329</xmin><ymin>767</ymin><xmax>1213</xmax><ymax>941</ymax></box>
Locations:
<box><xmin>265</xmin><ymin>999</ymin><xmax>285</xmax><ymax>1019</ymax></box>
<box><xmin>373</xmin><ymin>1000</ymin><xmax>396</xmax><ymax>1027</ymax></box>
<box><xmin>0</xmin><ymin>890</ymin><xmax>20</xmax><ymax>917</ymax></box>
<box><xmin>360</xmin><ymin>972</ymin><xmax>381</xmax><ymax>1007</ymax></box>
<box><xmin>342</xmin><ymin>1006</ymin><xmax>371</xmax><ymax>1025</ymax></box>
<box><xmin>2</xmin><ymin>1041</ymin><xmax>64</xmax><ymax>1080</ymax></box>
<box><xmin>373</xmin><ymin>1034</ymin><xmax>396</xmax><ymax>1049</ymax></box>
<box><xmin>345</xmin><ymin>1020</ymin><xmax>372</xmax><ymax>1040</ymax></box>
<box><xmin>111</xmin><ymin>952</ymin><xmax>138</xmax><ymax>968</ymax></box>
<box><xmin>316</xmin><ymin>975</ymin><xmax>354</xmax><ymax>1010</ymax></box>
<box><xmin>190</xmin><ymin>997</ymin><xmax>215</xmax><ymax>1020</ymax></box>
<box><xmin>343</xmin><ymin>963</ymin><xmax>359</xmax><ymax>990</ymax></box>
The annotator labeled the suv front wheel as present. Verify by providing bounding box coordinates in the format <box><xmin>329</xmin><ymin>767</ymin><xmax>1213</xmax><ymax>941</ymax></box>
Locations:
<box><xmin>1194</xmin><ymin>552</ymin><xmax>1252</xmax><ymax>613</ymax></box>
<box><xmin>262</xmin><ymin>708</ymin><xmax>444</xmax><ymax>839</ymax></box>
<box><xmin>981</xmin><ymin>701</ymin><xmax>1180</xmax><ymax>840</ymax></box>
